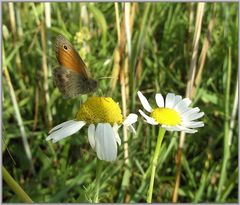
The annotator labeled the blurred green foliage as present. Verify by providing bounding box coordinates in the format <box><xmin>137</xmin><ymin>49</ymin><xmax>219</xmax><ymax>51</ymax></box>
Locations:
<box><xmin>2</xmin><ymin>2</ymin><xmax>238</xmax><ymax>203</ymax></box>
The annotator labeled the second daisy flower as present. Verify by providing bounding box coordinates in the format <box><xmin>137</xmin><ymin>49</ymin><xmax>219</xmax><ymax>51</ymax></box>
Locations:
<box><xmin>137</xmin><ymin>91</ymin><xmax>204</xmax><ymax>133</ymax></box>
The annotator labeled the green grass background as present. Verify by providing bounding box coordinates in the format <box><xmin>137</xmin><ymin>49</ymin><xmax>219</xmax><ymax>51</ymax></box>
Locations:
<box><xmin>2</xmin><ymin>2</ymin><xmax>238</xmax><ymax>203</ymax></box>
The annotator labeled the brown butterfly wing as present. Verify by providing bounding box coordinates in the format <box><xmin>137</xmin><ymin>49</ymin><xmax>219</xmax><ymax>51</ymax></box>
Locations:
<box><xmin>53</xmin><ymin>66</ymin><xmax>97</xmax><ymax>98</ymax></box>
<box><xmin>53</xmin><ymin>35</ymin><xmax>98</xmax><ymax>97</ymax></box>
<box><xmin>55</xmin><ymin>35</ymin><xmax>89</xmax><ymax>78</ymax></box>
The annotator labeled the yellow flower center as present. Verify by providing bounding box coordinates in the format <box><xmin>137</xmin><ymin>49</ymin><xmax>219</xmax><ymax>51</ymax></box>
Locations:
<box><xmin>150</xmin><ymin>108</ymin><xmax>181</xmax><ymax>126</ymax></box>
<box><xmin>76</xmin><ymin>97</ymin><xmax>123</xmax><ymax>125</ymax></box>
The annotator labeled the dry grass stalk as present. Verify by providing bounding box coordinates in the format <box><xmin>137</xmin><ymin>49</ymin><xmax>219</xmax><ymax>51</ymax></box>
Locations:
<box><xmin>172</xmin><ymin>3</ymin><xmax>205</xmax><ymax>202</ymax></box>
<box><xmin>8</xmin><ymin>3</ymin><xmax>16</xmax><ymax>41</ymax></box>
<box><xmin>8</xmin><ymin>3</ymin><xmax>22</xmax><ymax>72</ymax></box>
<box><xmin>186</xmin><ymin>2</ymin><xmax>205</xmax><ymax>99</ymax></box>
<box><xmin>194</xmin><ymin>4</ymin><xmax>216</xmax><ymax>92</ymax></box>
<box><xmin>3</xmin><ymin>51</ymin><xmax>35</xmax><ymax>174</ymax></box>
<box><xmin>120</xmin><ymin>57</ymin><xmax>129</xmax><ymax>163</ymax></box>
<box><xmin>40</xmin><ymin>22</ymin><xmax>52</xmax><ymax>129</ymax></box>
<box><xmin>110</xmin><ymin>3</ymin><xmax>121</xmax><ymax>92</ymax></box>
<box><xmin>121</xmin><ymin>3</ymin><xmax>131</xmax><ymax>164</ymax></box>
<box><xmin>228</xmin><ymin>79</ymin><xmax>238</xmax><ymax>145</ymax></box>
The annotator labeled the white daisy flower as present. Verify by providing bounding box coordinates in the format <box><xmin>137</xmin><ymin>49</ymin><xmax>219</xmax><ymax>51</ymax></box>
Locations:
<box><xmin>46</xmin><ymin>97</ymin><xmax>138</xmax><ymax>161</ymax></box>
<box><xmin>137</xmin><ymin>91</ymin><xmax>204</xmax><ymax>133</ymax></box>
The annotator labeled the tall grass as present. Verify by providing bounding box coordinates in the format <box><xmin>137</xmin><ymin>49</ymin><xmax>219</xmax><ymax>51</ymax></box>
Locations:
<box><xmin>2</xmin><ymin>2</ymin><xmax>238</xmax><ymax>203</ymax></box>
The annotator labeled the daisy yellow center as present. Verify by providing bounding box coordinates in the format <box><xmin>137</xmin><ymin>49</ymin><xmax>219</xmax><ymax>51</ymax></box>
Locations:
<box><xmin>76</xmin><ymin>97</ymin><xmax>123</xmax><ymax>125</ymax></box>
<box><xmin>150</xmin><ymin>108</ymin><xmax>181</xmax><ymax>126</ymax></box>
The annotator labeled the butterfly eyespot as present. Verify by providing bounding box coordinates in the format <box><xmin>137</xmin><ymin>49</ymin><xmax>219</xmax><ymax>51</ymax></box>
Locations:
<box><xmin>54</xmin><ymin>35</ymin><xmax>98</xmax><ymax>97</ymax></box>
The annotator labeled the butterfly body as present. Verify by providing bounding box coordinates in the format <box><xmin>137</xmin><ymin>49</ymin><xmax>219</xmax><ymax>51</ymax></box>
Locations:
<box><xmin>53</xmin><ymin>35</ymin><xmax>97</xmax><ymax>98</ymax></box>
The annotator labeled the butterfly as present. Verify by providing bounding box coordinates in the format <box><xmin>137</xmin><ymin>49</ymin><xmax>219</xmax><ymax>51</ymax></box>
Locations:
<box><xmin>53</xmin><ymin>35</ymin><xmax>97</xmax><ymax>98</ymax></box>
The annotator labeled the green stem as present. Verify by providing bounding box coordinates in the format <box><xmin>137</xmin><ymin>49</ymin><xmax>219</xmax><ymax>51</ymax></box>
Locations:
<box><xmin>3</xmin><ymin>166</ymin><xmax>33</xmax><ymax>203</ymax></box>
<box><xmin>94</xmin><ymin>158</ymin><xmax>103</xmax><ymax>203</ymax></box>
<box><xmin>147</xmin><ymin>127</ymin><xmax>166</xmax><ymax>203</ymax></box>
<box><xmin>216</xmin><ymin>47</ymin><xmax>231</xmax><ymax>201</ymax></box>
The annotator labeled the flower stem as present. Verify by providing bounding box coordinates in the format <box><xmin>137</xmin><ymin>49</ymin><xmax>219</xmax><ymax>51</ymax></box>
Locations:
<box><xmin>216</xmin><ymin>47</ymin><xmax>232</xmax><ymax>201</ymax></box>
<box><xmin>3</xmin><ymin>166</ymin><xmax>33</xmax><ymax>203</ymax></box>
<box><xmin>94</xmin><ymin>158</ymin><xmax>103</xmax><ymax>203</ymax></box>
<box><xmin>147</xmin><ymin>127</ymin><xmax>166</xmax><ymax>203</ymax></box>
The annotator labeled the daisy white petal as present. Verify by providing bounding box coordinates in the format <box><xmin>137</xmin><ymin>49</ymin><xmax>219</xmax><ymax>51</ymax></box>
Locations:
<box><xmin>46</xmin><ymin>121</ymin><xmax>86</xmax><ymax>143</ymax></box>
<box><xmin>163</xmin><ymin>127</ymin><xmax>173</xmax><ymax>132</ymax></box>
<box><xmin>129</xmin><ymin>124</ymin><xmax>136</xmax><ymax>134</ymax></box>
<box><xmin>123</xmin><ymin>113</ymin><xmax>138</xmax><ymax>126</ymax></box>
<box><xmin>181</xmin><ymin>121</ymin><xmax>204</xmax><ymax>128</ymax></box>
<box><xmin>172</xmin><ymin>126</ymin><xmax>183</xmax><ymax>131</ymax></box>
<box><xmin>174</xmin><ymin>98</ymin><xmax>192</xmax><ymax>112</ymax></box>
<box><xmin>161</xmin><ymin>125</ymin><xmax>172</xmax><ymax>131</ymax></box>
<box><xmin>162</xmin><ymin>125</ymin><xmax>180</xmax><ymax>132</ymax></box>
<box><xmin>181</xmin><ymin>109</ymin><xmax>201</xmax><ymax>121</ymax></box>
<box><xmin>139</xmin><ymin>109</ymin><xmax>158</xmax><ymax>125</ymax></box>
<box><xmin>165</xmin><ymin>125</ymin><xmax>181</xmax><ymax>132</ymax></box>
<box><xmin>137</xmin><ymin>91</ymin><xmax>153</xmax><ymax>112</ymax></box>
<box><xmin>113</xmin><ymin>123</ymin><xmax>121</xmax><ymax>146</ymax></box>
<box><xmin>182</xmin><ymin>107</ymin><xmax>200</xmax><ymax>116</ymax></box>
<box><xmin>179</xmin><ymin>107</ymin><xmax>192</xmax><ymax>115</ymax></box>
<box><xmin>49</xmin><ymin>120</ymin><xmax>75</xmax><ymax>134</ymax></box>
<box><xmin>155</xmin><ymin>93</ymin><xmax>164</xmax><ymax>108</ymax></box>
<box><xmin>185</xmin><ymin>128</ymin><xmax>198</xmax><ymax>133</ymax></box>
<box><xmin>88</xmin><ymin>124</ymin><xmax>96</xmax><ymax>150</ymax></box>
<box><xmin>177</xmin><ymin>105</ymin><xmax>191</xmax><ymax>114</ymax></box>
<box><xmin>176</xmin><ymin>125</ymin><xmax>197</xmax><ymax>133</ymax></box>
<box><xmin>172</xmin><ymin>95</ymin><xmax>182</xmax><ymax>107</ymax></box>
<box><xmin>95</xmin><ymin>123</ymin><xmax>117</xmax><ymax>161</ymax></box>
<box><xmin>165</xmin><ymin>93</ymin><xmax>175</xmax><ymax>108</ymax></box>
<box><xmin>123</xmin><ymin>114</ymin><xmax>138</xmax><ymax>134</ymax></box>
<box><xmin>186</xmin><ymin>112</ymin><xmax>204</xmax><ymax>121</ymax></box>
